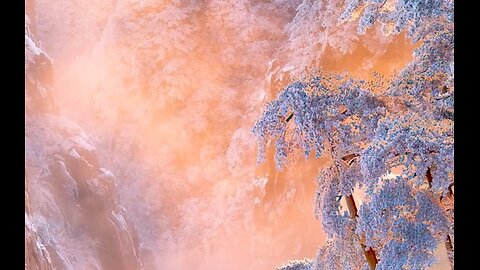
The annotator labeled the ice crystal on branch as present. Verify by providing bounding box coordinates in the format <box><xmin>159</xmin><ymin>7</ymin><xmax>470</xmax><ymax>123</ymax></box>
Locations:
<box><xmin>361</xmin><ymin>113</ymin><xmax>453</xmax><ymax>194</ymax></box>
<box><xmin>252</xmin><ymin>74</ymin><xmax>385</xmax><ymax>170</ymax></box>
<box><xmin>261</xmin><ymin>0</ymin><xmax>454</xmax><ymax>261</ymax></box>
<box><xmin>277</xmin><ymin>259</ymin><xmax>313</xmax><ymax>270</ymax></box>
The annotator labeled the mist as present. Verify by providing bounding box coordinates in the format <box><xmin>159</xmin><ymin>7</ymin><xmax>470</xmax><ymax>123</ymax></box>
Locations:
<box><xmin>26</xmin><ymin>0</ymin><xmax>449</xmax><ymax>269</ymax></box>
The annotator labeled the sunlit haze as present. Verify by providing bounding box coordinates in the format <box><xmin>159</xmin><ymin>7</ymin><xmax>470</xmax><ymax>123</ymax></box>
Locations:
<box><xmin>25</xmin><ymin>0</ymin><xmax>453</xmax><ymax>269</ymax></box>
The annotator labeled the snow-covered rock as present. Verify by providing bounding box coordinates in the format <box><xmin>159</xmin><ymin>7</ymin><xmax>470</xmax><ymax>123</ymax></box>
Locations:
<box><xmin>25</xmin><ymin>19</ymin><xmax>142</xmax><ymax>270</ymax></box>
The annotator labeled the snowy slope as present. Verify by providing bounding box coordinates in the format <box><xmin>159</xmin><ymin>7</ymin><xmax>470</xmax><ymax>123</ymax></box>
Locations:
<box><xmin>25</xmin><ymin>16</ymin><xmax>142</xmax><ymax>270</ymax></box>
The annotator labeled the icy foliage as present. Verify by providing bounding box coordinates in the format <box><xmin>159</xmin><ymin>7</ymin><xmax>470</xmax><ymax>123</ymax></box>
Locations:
<box><xmin>355</xmin><ymin>176</ymin><xmax>448</xmax><ymax>269</ymax></box>
<box><xmin>361</xmin><ymin>113</ymin><xmax>453</xmax><ymax>194</ymax></box>
<box><xmin>345</xmin><ymin>0</ymin><xmax>454</xmax><ymax>113</ymax></box>
<box><xmin>261</xmin><ymin>83</ymin><xmax>453</xmax><ymax>269</ymax></box>
<box><xmin>258</xmin><ymin>0</ymin><xmax>453</xmax><ymax>269</ymax></box>
<box><xmin>253</xmin><ymin>74</ymin><xmax>385</xmax><ymax>169</ymax></box>
<box><xmin>285</xmin><ymin>0</ymin><xmax>399</xmax><ymax>77</ymax></box>
<box><xmin>357</xmin><ymin>138</ymin><xmax>452</xmax><ymax>269</ymax></box>
<box><xmin>313</xmin><ymin>224</ymin><xmax>366</xmax><ymax>270</ymax></box>
<box><xmin>277</xmin><ymin>259</ymin><xmax>313</xmax><ymax>270</ymax></box>
<box><xmin>32</xmin><ymin>0</ymin><xmax>453</xmax><ymax>268</ymax></box>
<box><xmin>110</xmin><ymin>0</ymin><xmax>202</xmax><ymax>100</ymax></box>
<box><xmin>342</xmin><ymin>0</ymin><xmax>453</xmax><ymax>38</ymax></box>
<box><xmin>287</xmin><ymin>0</ymin><xmax>359</xmax><ymax>73</ymax></box>
<box><xmin>226</xmin><ymin>127</ymin><xmax>257</xmax><ymax>176</ymax></box>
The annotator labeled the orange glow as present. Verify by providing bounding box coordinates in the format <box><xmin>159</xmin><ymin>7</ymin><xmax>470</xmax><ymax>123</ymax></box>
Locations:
<box><xmin>28</xmin><ymin>0</ymin><xmax>447</xmax><ymax>269</ymax></box>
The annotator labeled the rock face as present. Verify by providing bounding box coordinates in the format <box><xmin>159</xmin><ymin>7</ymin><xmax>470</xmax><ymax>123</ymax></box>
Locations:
<box><xmin>25</xmin><ymin>17</ymin><xmax>142</xmax><ymax>270</ymax></box>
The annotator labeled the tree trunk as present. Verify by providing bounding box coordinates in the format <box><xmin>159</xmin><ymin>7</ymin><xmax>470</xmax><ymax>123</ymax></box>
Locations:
<box><xmin>426</xmin><ymin>167</ymin><xmax>433</xmax><ymax>188</ymax></box>
<box><xmin>327</xmin><ymin>132</ymin><xmax>378</xmax><ymax>270</ymax></box>
<box><xmin>443</xmin><ymin>187</ymin><xmax>454</xmax><ymax>270</ymax></box>
<box><xmin>345</xmin><ymin>194</ymin><xmax>378</xmax><ymax>270</ymax></box>
<box><xmin>445</xmin><ymin>234</ymin><xmax>454</xmax><ymax>269</ymax></box>
<box><xmin>426</xmin><ymin>167</ymin><xmax>454</xmax><ymax>270</ymax></box>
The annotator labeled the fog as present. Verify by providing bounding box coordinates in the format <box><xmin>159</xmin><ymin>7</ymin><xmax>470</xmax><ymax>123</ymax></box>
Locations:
<box><xmin>28</xmin><ymin>0</ymin><xmax>447</xmax><ymax>269</ymax></box>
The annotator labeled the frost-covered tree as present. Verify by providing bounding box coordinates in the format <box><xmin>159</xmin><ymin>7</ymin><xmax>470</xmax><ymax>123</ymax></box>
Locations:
<box><xmin>253</xmin><ymin>0</ymin><xmax>453</xmax><ymax>269</ymax></box>
<box><xmin>253</xmin><ymin>75</ymin><xmax>385</xmax><ymax>269</ymax></box>
<box><xmin>284</xmin><ymin>0</ymin><xmax>401</xmax><ymax>78</ymax></box>
<box><xmin>254</xmin><ymin>79</ymin><xmax>453</xmax><ymax>270</ymax></box>
<box><xmin>109</xmin><ymin>0</ymin><xmax>203</xmax><ymax>102</ymax></box>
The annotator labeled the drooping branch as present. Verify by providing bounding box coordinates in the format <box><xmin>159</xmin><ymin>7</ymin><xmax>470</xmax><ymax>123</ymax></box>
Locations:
<box><xmin>378</xmin><ymin>0</ymin><xmax>388</xmax><ymax>9</ymax></box>
<box><xmin>342</xmin><ymin>153</ymin><xmax>360</xmax><ymax>166</ymax></box>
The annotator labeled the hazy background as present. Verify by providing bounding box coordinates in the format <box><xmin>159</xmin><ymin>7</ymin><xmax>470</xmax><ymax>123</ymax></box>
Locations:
<box><xmin>29</xmin><ymin>0</ymin><xmax>449</xmax><ymax>269</ymax></box>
